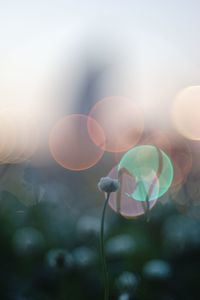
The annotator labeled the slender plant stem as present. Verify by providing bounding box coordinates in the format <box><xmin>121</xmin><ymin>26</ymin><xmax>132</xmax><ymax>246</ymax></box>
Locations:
<box><xmin>144</xmin><ymin>146</ymin><xmax>164</xmax><ymax>222</ymax></box>
<box><xmin>100</xmin><ymin>192</ymin><xmax>110</xmax><ymax>300</ymax></box>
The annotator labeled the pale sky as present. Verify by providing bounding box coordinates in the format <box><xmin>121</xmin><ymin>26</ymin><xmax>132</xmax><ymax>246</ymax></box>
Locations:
<box><xmin>0</xmin><ymin>0</ymin><xmax>200</xmax><ymax>127</ymax></box>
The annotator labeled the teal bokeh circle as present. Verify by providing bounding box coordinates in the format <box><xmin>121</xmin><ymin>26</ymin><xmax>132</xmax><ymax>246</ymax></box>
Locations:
<box><xmin>118</xmin><ymin>145</ymin><xmax>174</xmax><ymax>202</ymax></box>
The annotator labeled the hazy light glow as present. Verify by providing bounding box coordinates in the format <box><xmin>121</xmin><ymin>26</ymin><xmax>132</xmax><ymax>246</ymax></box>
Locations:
<box><xmin>88</xmin><ymin>96</ymin><xmax>144</xmax><ymax>153</ymax></box>
<box><xmin>172</xmin><ymin>86</ymin><xmax>200</xmax><ymax>140</ymax></box>
<box><xmin>168</xmin><ymin>135</ymin><xmax>192</xmax><ymax>188</ymax></box>
<box><xmin>49</xmin><ymin>114</ymin><xmax>105</xmax><ymax>171</ymax></box>
<box><xmin>0</xmin><ymin>106</ymin><xmax>39</xmax><ymax>164</ymax></box>
<box><xmin>141</xmin><ymin>130</ymin><xmax>171</xmax><ymax>154</ymax></box>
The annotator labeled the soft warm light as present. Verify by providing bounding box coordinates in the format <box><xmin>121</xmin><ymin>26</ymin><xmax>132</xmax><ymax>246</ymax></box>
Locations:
<box><xmin>172</xmin><ymin>86</ymin><xmax>200</xmax><ymax>140</ymax></box>
<box><xmin>0</xmin><ymin>105</ymin><xmax>39</xmax><ymax>164</ymax></box>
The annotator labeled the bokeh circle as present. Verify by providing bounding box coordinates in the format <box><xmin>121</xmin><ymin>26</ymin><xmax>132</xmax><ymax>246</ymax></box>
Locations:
<box><xmin>172</xmin><ymin>86</ymin><xmax>200</xmax><ymax>140</ymax></box>
<box><xmin>49</xmin><ymin>114</ymin><xmax>105</xmax><ymax>171</ymax></box>
<box><xmin>118</xmin><ymin>145</ymin><xmax>174</xmax><ymax>201</ymax></box>
<box><xmin>88</xmin><ymin>96</ymin><xmax>144</xmax><ymax>153</ymax></box>
<box><xmin>108</xmin><ymin>166</ymin><xmax>158</xmax><ymax>219</ymax></box>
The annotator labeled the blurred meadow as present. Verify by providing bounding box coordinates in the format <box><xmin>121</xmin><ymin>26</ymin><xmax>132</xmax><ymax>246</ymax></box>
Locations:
<box><xmin>1</xmin><ymin>1</ymin><xmax>200</xmax><ymax>299</ymax></box>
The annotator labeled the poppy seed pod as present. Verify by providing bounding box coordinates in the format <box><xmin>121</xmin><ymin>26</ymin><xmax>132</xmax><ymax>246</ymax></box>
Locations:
<box><xmin>98</xmin><ymin>176</ymin><xmax>120</xmax><ymax>194</ymax></box>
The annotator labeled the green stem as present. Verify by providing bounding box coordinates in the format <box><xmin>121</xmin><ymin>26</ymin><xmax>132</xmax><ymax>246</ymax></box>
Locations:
<box><xmin>100</xmin><ymin>192</ymin><xmax>110</xmax><ymax>300</ymax></box>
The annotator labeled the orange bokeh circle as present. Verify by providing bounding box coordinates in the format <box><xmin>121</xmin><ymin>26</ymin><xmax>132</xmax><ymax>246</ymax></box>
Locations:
<box><xmin>49</xmin><ymin>114</ymin><xmax>105</xmax><ymax>171</ymax></box>
<box><xmin>88</xmin><ymin>96</ymin><xmax>144</xmax><ymax>153</ymax></box>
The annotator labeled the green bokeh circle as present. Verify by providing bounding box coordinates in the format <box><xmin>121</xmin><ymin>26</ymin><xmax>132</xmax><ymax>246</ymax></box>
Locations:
<box><xmin>118</xmin><ymin>145</ymin><xmax>174</xmax><ymax>202</ymax></box>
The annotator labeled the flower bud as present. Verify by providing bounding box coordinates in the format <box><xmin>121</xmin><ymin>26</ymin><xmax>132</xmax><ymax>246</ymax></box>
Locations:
<box><xmin>98</xmin><ymin>176</ymin><xmax>120</xmax><ymax>193</ymax></box>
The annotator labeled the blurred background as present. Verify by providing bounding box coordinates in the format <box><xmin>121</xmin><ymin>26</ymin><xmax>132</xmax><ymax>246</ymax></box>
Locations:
<box><xmin>1</xmin><ymin>1</ymin><xmax>200</xmax><ymax>299</ymax></box>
